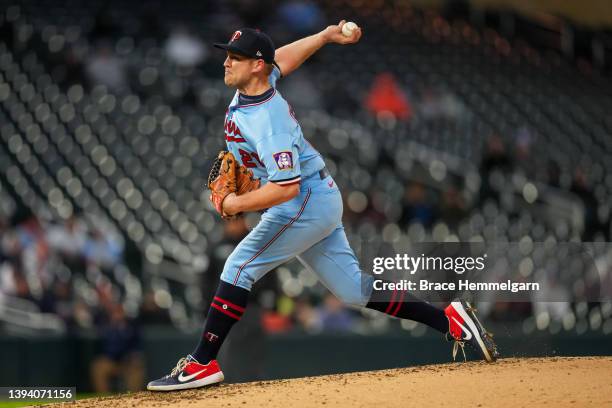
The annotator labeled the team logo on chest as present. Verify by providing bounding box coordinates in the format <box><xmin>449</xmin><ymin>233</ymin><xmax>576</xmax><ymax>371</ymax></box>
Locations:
<box><xmin>224</xmin><ymin>117</ymin><xmax>246</xmax><ymax>143</ymax></box>
<box><xmin>273</xmin><ymin>151</ymin><xmax>294</xmax><ymax>170</ymax></box>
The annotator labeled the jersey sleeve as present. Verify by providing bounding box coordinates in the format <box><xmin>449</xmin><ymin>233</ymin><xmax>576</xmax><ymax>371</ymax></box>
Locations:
<box><xmin>268</xmin><ymin>65</ymin><xmax>282</xmax><ymax>89</ymax></box>
<box><xmin>256</xmin><ymin>134</ymin><xmax>301</xmax><ymax>186</ymax></box>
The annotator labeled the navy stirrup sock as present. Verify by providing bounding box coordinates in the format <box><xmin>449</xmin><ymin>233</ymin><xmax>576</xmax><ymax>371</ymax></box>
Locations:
<box><xmin>366</xmin><ymin>285</ymin><xmax>448</xmax><ymax>333</ymax></box>
<box><xmin>192</xmin><ymin>281</ymin><xmax>250</xmax><ymax>364</ymax></box>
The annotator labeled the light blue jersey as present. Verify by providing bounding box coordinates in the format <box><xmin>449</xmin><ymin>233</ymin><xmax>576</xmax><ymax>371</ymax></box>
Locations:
<box><xmin>220</xmin><ymin>66</ymin><xmax>373</xmax><ymax>308</ymax></box>
<box><xmin>223</xmin><ymin>66</ymin><xmax>325</xmax><ymax>186</ymax></box>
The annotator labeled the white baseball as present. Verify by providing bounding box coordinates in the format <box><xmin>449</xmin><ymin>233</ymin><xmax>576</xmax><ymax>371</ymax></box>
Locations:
<box><xmin>341</xmin><ymin>21</ymin><xmax>358</xmax><ymax>37</ymax></box>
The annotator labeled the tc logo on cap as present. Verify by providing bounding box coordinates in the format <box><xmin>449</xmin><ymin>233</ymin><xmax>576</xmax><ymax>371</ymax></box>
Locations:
<box><xmin>230</xmin><ymin>31</ymin><xmax>242</xmax><ymax>42</ymax></box>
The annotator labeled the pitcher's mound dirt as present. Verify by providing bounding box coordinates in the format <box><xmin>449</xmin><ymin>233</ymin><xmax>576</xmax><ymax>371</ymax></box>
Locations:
<box><xmin>54</xmin><ymin>357</ymin><xmax>612</xmax><ymax>408</ymax></box>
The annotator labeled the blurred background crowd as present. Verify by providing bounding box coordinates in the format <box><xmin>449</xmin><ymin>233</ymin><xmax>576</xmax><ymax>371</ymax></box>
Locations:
<box><xmin>1</xmin><ymin>0</ymin><xmax>612</xmax><ymax>392</ymax></box>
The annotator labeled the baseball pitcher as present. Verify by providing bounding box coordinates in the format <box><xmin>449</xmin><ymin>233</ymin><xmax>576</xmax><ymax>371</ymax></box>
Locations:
<box><xmin>147</xmin><ymin>21</ymin><xmax>498</xmax><ymax>391</ymax></box>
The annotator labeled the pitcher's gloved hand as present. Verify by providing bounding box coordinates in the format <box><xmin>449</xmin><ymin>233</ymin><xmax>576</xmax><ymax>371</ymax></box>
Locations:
<box><xmin>207</xmin><ymin>150</ymin><xmax>260</xmax><ymax>219</ymax></box>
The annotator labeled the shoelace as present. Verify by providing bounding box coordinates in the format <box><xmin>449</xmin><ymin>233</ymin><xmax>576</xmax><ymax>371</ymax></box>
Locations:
<box><xmin>166</xmin><ymin>357</ymin><xmax>188</xmax><ymax>378</ymax></box>
<box><xmin>452</xmin><ymin>340</ymin><xmax>467</xmax><ymax>362</ymax></box>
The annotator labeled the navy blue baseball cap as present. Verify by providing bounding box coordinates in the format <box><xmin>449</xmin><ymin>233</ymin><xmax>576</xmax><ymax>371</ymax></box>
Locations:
<box><xmin>214</xmin><ymin>28</ymin><xmax>276</xmax><ymax>64</ymax></box>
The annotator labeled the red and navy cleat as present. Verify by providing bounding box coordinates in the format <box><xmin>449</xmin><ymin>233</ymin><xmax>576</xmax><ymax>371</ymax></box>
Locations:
<box><xmin>147</xmin><ymin>355</ymin><xmax>224</xmax><ymax>391</ymax></box>
<box><xmin>444</xmin><ymin>301</ymin><xmax>499</xmax><ymax>363</ymax></box>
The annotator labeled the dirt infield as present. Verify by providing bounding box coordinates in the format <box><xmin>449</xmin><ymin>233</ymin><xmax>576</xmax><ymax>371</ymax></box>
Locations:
<box><xmin>51</xmin><ymin>357</ymin><xmax>612</xmax><ymax>408</ymax></box>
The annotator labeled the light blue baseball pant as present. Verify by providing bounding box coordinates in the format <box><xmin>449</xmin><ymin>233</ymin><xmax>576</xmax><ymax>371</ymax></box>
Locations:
<box><xmin>220</xmin><ymin>173</ymin><xmax>375</xmax><ymax>307</ymax></box>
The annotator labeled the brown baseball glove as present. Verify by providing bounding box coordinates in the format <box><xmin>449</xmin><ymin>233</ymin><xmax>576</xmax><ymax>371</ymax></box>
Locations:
<box><xmin>235</xmin><ymin>161</ymin><xmax>260</xmax><ymax>195</ymax></box>
<box><xmin>207</xmin><ymin>150</ymin><xmax>260</xmax><ymax>217</ymax></box>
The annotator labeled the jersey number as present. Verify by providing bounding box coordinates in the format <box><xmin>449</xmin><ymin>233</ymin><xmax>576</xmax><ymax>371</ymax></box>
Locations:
<box><xmin>239</xmin><ymin>149</ymin><xmax>264</xmax><ymax>168</ymax></box>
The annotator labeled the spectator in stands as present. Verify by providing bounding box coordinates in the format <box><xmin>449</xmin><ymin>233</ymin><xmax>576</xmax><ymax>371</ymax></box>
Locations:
<box><xmin>38</xmin><ymin>279</ymin><xmax>74</xmax><ymax>327</ymax></box>
<box><xmin>401</xmin><ymin>182</ymin><xmax>436</xmax><ymax>228</ymax></box>
<box><xmin>83</xmin><ymin>227</ymin><xmax>123</xmax><ymax>268</ymax></box>
<box><xmin>0</xmin><ymin>260</ymin><xmax>21</xmax><ymax>298</ymax></box>
<box><xmin>46</xmin><ymin>214</ymin><xmax>87</xmax><ymax>274</ymax></box>
<box><xmin>139</xmin><ymin>290</ymin><xmax>172</xmax><ymax>325</ymax></box>
<box><xmin>419</xmin><ymin>86</ymin><xmax>466</xmax><ymax>122</ymax></box>
<box><xmin>438</xmin><ymin>89</ymin><xmax>465</xmax><ymax>121</ymax></box>
<box><xmin>85</xmin><ymin>45</ymin><xmax>127</xmax><ymax>92</ymax></box>
<box><xmin>15</xmin><ymin>213</ymin><xmax>49</xmax><ymax>258</ymax></box>
<box><xmin>51</xmin><ymin>280</ymin><xmax>75</xmax><ymax>327</ymax></box>
<box><xmin>165</xmin><ymin>26</ymin><xmax>208</xmax><ymax>71</ymax></box>
<box><xmin>95</xmin><ymin>277</ymin><xmax>117</xmax><ymax>318</ymax></box>
<box><xmin>277</xmin><ymin>1</ymin><xmax>324</xmax><ymax>36</ymax></box>
<box><xmin>512</xmin><ymin>126</ymin><xmax>537</xmax><ymax>176</ymax></box>
<box><xmin>292</xmin><ymin>295</ymin><xmax>321</xmax><ymax>332</ymax></box>
<box><xmin>365</xmin><ymin>72</ymin><xmax>413</xmax><ymax>121</ymax></box>
<box><xmin>14</xmin><ymin>213</ymin><xmax>51</xmax><ymax>290</ymax></box>
<box><xmin>12</xmin><ymin>267</ymin><xmax>35</xmax><ymax>303</ymax></box>
<box><xmin>73</xmin><ymin>298</ymin><xmax>95</xmax><ymax>329</ymax></box>
<box><xmin>61</xmin><ymin>47</ymin><xmax>88</xmax><ymax>89</ymax></box>
<box><xmin>260</xmin><ymin>292</ymin><xmax>293</xmax><ymax>333</ymax></box>
<box><xmin>479</xmin><ymin>134</ymin><xmax>513</xmax><ymax>204</ymax></box>
<box><xmin>571</xmin><ymin>167</ymin><xmax>600</xmax><ymax>241</ymax></box>
<box><xmin>91</xmin><ymin>303</ymin><xmax>144</xmax><ymax>392</ymax></box>
<box><xmin>1</xmin><ymin>221</ymin><xmax>30</xmax><ymax>299</ymax></box>
<box><xmin>316</xmin><ymin>293</ymin><xmax>357</xmax><ymax>332</ymax></box>
<box><xmin>440</xmin><ymin>186</ymin><xmax>467</xmax><ymax>230</ymax></box>
<box><xmin>419</xmin><ymin>87</ymin><xmax>444</xmax><ymax>120</ymax></box>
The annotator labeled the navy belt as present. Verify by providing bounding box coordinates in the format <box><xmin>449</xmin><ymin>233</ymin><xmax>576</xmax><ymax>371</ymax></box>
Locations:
<box><xmin>318</xmin><ymin>167</ymin><xmax>330</xmax><ymax>179</ymax></box>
